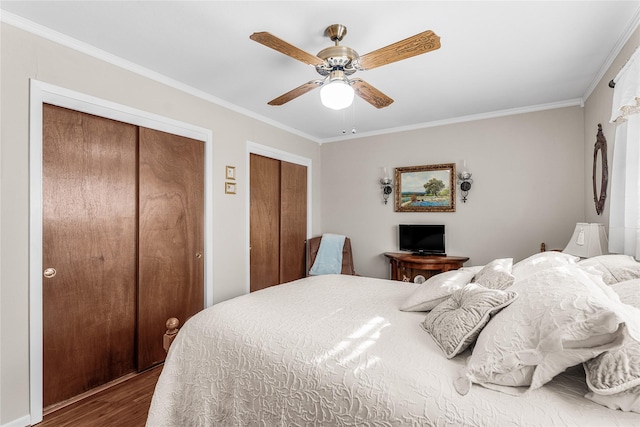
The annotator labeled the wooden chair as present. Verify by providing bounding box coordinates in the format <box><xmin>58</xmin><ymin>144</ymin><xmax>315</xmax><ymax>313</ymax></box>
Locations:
<box><xmin>306</xmin><ymin>236</ymin><xmax>356</xmax><ymax>276</ymax></box>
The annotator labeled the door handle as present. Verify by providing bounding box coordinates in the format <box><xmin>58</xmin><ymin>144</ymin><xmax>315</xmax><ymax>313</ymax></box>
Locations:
<box><xmin>43</xmin><ymin>267</ymin><xmax>57</xmax><ymax>279</ymax></box>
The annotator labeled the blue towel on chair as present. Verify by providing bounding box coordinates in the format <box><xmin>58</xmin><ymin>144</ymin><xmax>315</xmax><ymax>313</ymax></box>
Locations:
<box><xmin>309</xmin><ymin>233</ymin><xmax>346</xmax><ymax>275</ymax></box>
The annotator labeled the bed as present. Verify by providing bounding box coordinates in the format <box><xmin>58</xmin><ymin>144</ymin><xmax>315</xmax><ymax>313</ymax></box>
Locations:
<box><xmin>147</xmin><ymin>252</ymin><xmax>640</xmax><ymax>426</ymax></box>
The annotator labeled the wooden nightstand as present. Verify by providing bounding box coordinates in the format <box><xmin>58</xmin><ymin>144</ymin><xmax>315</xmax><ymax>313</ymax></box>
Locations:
<box><xmin>384</xmin><ymin>252</ymin><xmax>469</xmax><ymax>282</ymax></box>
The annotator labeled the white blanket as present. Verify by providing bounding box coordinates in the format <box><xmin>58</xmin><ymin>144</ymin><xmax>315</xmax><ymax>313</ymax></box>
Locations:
<box><xmin>147</xmin><ymin>274</ymin><xmax>640</xmax><ymax>426</ymax></box>
<box><xmin>309</xmin><ymin>233</ymin><xmax>345</xmax><ymax>275</ymax></box>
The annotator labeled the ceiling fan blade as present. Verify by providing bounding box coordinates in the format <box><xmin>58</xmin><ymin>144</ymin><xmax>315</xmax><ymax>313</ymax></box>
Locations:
<box><xmin>268</xmin><ymin>80</ymin><xmax>323</xmax><ymax>106</ymax></box>
<box><xmin>351</xmin><ymin>79</ymin><xmax>394</xmax><ymax>109</ymax></box>
<box><xmin>250</xmin><ymin>32</ymin><xmax>324</xmax><ymax>67</ymax></box>
<box><xmin>357</xmin><ymin>30</ymin><xmax>441</xmax><ymax>70</ymax></box>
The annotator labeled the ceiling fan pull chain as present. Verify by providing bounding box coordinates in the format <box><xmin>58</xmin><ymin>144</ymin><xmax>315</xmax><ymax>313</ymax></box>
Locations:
<box><xmin>341</xmin><ymin>108</ymin><xmax>347</xmax><ymax>134</ymax></box>
<box><xmin>351</xmin><ymin>102</ymin><xmax>357</xmax><ymax>134</ymax></box>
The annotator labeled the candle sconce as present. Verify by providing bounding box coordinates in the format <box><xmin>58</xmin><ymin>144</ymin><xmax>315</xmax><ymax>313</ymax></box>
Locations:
<box><xmin>457</xmin><ymin>162</ymin><xmax>473</xmax><ymax>203</ymax></box>
<box><xmin>380</xmin><ymin>167</ymin><xmax>393</xmax><ymax>204</ymax></box>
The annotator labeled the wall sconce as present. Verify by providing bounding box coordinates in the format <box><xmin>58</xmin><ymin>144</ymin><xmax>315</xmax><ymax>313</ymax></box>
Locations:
<box><xmin>380</xmin><ymin>167</ymin><xmax>393</xmax><ymax>204</ymax></box>
<box><xmin>457</xmin><ymin>161</ymin><xmax>473</xmax><ymax>203</ymax></box>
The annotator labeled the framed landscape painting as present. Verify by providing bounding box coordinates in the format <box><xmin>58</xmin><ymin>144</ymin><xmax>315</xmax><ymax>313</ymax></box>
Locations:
<box><xmin>394</xmin><ymin>163</ymin><xmax>456</xmax><ymax>212</ymax></box>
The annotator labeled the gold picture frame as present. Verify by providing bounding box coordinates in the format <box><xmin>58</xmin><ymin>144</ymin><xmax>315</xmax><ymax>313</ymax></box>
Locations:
<box><xmin>395</xmin><ymin>163</ymin><xmax>456</xmax><ymax>212</ymax></box>
<box><xmin>225</xmin><ymin>181</ymin><xmax>236</xmax><ymax>194</ymax></box>
<box><xmin>225</xmin><ymin>165</ymin><xmax>236</xmax><ymax>180</ymax></box>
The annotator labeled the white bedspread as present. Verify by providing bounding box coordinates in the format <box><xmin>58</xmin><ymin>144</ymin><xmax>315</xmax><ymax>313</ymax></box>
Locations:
<box><xmin>147</xmin><ymin>274</ymin><xmax>640</xmax><ymax>426</ymax></box>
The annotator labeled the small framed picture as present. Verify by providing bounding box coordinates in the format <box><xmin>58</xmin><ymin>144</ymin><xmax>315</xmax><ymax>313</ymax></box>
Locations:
<box><xmin>225</xmin><ymin>182</ymin><xmax>236</xmax><ymax>194</ymax></box>
<box><xmin>225</xmin><ymin>165</ymin><xmax>236</xmax><ymax>180</ymax></box>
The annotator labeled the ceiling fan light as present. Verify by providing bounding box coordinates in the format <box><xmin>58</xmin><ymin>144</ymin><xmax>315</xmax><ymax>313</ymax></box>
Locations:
<box><xmin>320</xmin><ymin>80</ymin><xmax>354</xmax><ymax>110</ymax></box>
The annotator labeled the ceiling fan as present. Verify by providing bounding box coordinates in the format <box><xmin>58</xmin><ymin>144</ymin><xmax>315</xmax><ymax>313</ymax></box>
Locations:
<box><xmin>250</xmin><ymin>24</ymin><xmax>440</xmax><ymax>110</ymax></box>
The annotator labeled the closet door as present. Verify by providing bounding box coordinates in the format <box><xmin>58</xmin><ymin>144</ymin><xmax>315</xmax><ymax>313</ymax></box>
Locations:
<box><xmin>250</xmin><ymin>154</ymin><xmax>307</xmax><ymax>291</ymax></box>
<box><xmin>42</xmin><ymin>104</ymin><xmax>137</xmax><ymax>407</ymax></box>
<box><xmin>279</xmin><ymin>161</ymin><xmax>307</xmax><ymax>282</ymax></box>
<box><xmin>137</xmin><ymin>128</ymin><xmax>205</xmax><ymax>371</ymax></box>
<box><xmin>250</xmin><ymin>154</ymin><xmax>281</xmax><ymax>292</ymax></box>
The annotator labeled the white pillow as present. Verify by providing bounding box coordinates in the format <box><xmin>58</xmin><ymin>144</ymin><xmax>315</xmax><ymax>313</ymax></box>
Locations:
<box><xmin>399</xmin><ymin>268</ymin><xmax>478</xmax><ymax>312</ymax></box>
<box><xmin>458</xmin><ymin>265</ymin><xmax>484</xmax><ymax>275</ymax></box>
<box><xmin>584</xmin><ymin>278</ymin><xmax>640</xmax><ymax>413</ymax></box>
<box><xmin>578</xmin><ymin>255</ymin><xmax>640</xmax><ymax>285</ymax></box>
<box><xmin>421</xmin><ymin>283</ymin><xmax>518</xmax><ymax>358</ymax></box>
<box><xmin>584</xmin><ymin>341</ymin><xmax>640</xmax><ymax>395</ymax></box>
<box><xmin>471</xmin><ymin>258</ymin><xmax>514</xmax><ymax>290</ymax></box>
<box><xmin>511</xmin><ymin>251</ymin><xmax>579</xmax><ymax>281</ymax></box>
<box><xmin>455</xmin><ymin>265</ymin><xmax>632</xmax><ymax>396</ymax></box>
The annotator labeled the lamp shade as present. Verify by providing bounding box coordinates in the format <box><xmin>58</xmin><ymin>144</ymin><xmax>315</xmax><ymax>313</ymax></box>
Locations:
<box><xmin>320</xmin><ymin>80</ymin><xmax>354</xmax><ymax>110</ymax></box>
<box><xmin>563</xmin><ymin>223</ymin><xmax>609</xmax><ymax>258</ymax></box>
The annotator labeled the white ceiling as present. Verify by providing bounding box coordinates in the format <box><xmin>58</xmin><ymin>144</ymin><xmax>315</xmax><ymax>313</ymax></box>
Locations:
<box><xmin>2</xmin><ymin>1</ymin><xmax>639</xmax><ymax>143</ymax></box>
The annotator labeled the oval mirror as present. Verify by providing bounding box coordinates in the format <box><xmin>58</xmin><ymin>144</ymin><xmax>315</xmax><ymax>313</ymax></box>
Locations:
<box><xmin>592</xmin><ymin>124</ymin><xmax>608</xmax><ymax>215</ymax></box>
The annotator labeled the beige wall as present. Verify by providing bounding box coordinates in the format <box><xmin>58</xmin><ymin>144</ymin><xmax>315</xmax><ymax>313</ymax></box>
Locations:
<box><xmin>583</xmin><ymin>25</ymin><xmax>640</xmax><ymax>227</ymax></box>
<box><xmin>320</xmin><ymin>107</ymin><xmax>586</xmax><ymax>278</ymax></box>
<box><xmin>0</xmin><ymin>23</ymin><xmax>321</xmax><ymax>424</ymax></box>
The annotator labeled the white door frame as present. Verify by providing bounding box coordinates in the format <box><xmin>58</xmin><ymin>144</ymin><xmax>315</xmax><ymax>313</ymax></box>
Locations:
<box><xmin>245</xmin><ymin>142</ymin><xmax>312</xmax><ymax>294</ymax></box>
<box><xmin>28</xmin><ymin>80</ymin><xmax>214</xmax><ymax>424</ymax></box>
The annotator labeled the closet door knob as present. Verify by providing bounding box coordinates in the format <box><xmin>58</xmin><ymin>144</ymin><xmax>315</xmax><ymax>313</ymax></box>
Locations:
<box><xmin>196</xmin><ymin>252</ymin><xmax>202</xmax><ymax>259</ymax></box>
<box><xmin>43</xmin><ymin>267</ymin><xmax>57</xmax><ymax>278</ymax></box>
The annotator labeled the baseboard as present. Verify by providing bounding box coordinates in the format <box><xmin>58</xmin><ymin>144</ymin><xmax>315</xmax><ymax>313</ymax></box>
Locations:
<box><xmin>1</xmin><ymin>414</ymin><xmax>30</xmax><ymax>427</ymax></box>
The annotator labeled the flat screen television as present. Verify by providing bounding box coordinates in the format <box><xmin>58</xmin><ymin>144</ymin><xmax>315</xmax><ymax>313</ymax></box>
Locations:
<box><xmin>398</xmin><ymin>224</ymin><xmax>446</xmax><ymax>256</ymax></box>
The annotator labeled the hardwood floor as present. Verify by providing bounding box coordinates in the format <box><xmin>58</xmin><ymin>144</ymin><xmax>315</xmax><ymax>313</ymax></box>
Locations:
<box><xmin>36</xmin><ymin>365</ymin><xmax>162</xmax><ymax>427</ymax></box>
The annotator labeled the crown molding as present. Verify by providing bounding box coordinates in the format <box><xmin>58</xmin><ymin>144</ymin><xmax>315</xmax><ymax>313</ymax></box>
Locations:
<box><xmin>320</xmin><ymin>98</ymin><xmax>584</xmax><ymax>144</ymax></box>
<box><xmin>582</xmin><ymin>4</ymin><xmax>640</xmax><ymax>101</ymax></box>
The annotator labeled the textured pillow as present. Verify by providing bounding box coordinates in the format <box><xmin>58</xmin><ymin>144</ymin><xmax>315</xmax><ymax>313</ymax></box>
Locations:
<box><xmin>511</xmin><ymin>251</ymin><xmax>579</xmax><ymax>281</ymax></box>
<box><xmin>455</xmin><ymin>265</ymin><xmax>632</xmax><ymax>396</ymax></box>
<box><xmin>471</xmin><ymin>258</ymin><xmax>514</xmax><ymax>290</ymax></box>
<box><xmin>578</xmin><ymin>255</ymin><xmax>640</xmax><ymax>285</ymax></box>
<box><xmin>584</xmin><ymin>343</ymin><xmax>640</xmax><ymax>395</ymax></box>
<box><xmin>421</xmin><ymin>283</ymin><xmax>518</xmax><ymax>358</ymax></box>
<box><xmin>584</xmin><ymin>278</ymin><xmax>640</xmax><ymax>413</ymax></box>
<box><xmin>399</xmin><ymin>268</ymin><xmax>478</xmax><ymax>312</ymax></box>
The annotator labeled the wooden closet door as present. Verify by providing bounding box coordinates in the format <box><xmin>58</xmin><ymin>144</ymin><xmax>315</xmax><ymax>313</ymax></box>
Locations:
<box><xmin>250</xmin><ymin>154</ymin><xmax>281</xmax><ymax>292</ymax></box>
<box><xmin>250</xmin><ymin>154</ymin><xmax>307</xmax><ymax>291</ymax></box>
<box><xmin>137</xmin><ymin>128</ymin><xmax>205</xmax><ymax>371</ymax></box>
<box><xmin>280</xmin><ymin>161</ymin><xmax>307</xmax><ymax>283</ymax></box>
<box><xmin>42</xmin><ymin>104</ymin><xmax>137</xmax><ymax>407</ymax></box>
